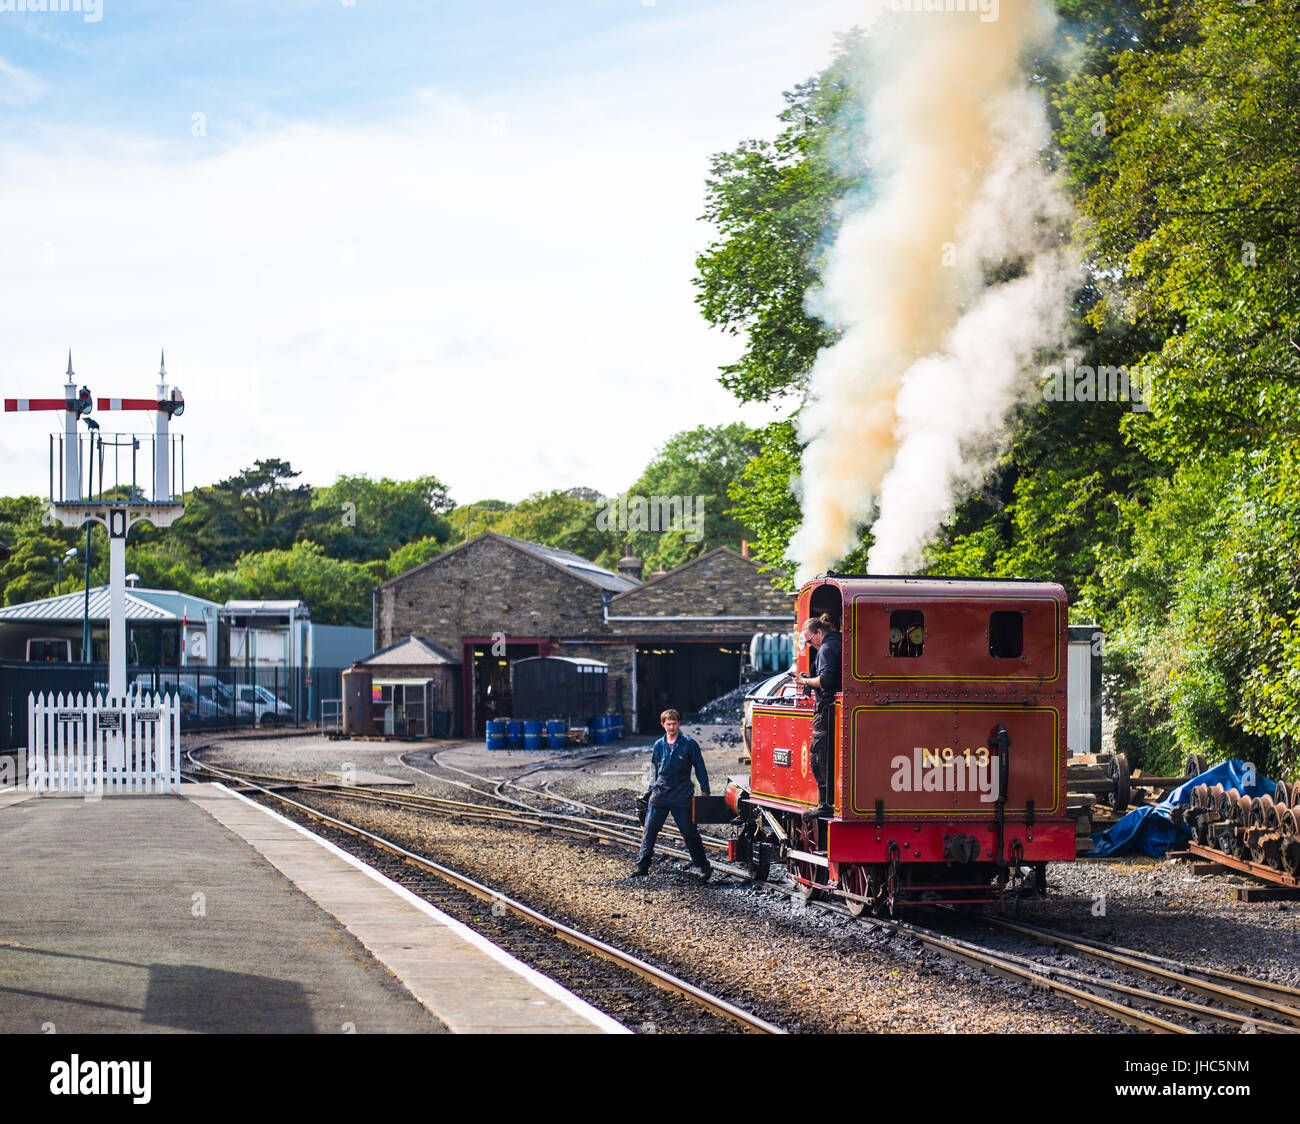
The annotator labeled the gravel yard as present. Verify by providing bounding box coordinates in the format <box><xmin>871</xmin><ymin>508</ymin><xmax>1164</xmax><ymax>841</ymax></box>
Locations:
<box><xmin>193</xmin><ymin>725</ymin><xmax>1300</xmax><ymax>1031</ymax></box>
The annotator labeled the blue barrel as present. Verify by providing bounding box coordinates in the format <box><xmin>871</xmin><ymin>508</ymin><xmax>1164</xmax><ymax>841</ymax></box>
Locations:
<box><xmin>523</xmin><ymin>720</ymin><xmax>544</xmax><ymax>750</ymax></box>
<box><xmin>545</xmin><ymin>719</ymin><xmax>565</xmax><ymax>749</ymax></box>
<box><xmin>486</xmin><ymin>719</ymin><xmax>508</xmax><ymax>751</ymax></box>
<box><xmin>507</xmin><ymin>720</ymin><xmax>525</xmax><ymax>749</ymax></box>
<box><xmin>611</xmin><ymin>714</ymin><xmax>624</xmax><ymax>739</ymax></box>
<box><xmin>589</xmin><ymin>715</ymin><xmax>611</xmax><ymax>745</ymax></box>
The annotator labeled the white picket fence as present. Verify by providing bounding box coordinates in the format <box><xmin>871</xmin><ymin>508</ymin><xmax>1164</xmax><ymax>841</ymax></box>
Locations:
<box><xmin>27</xmin><ymin>691</ymin><xmax>182</xmax><ymax>795</ymax></box>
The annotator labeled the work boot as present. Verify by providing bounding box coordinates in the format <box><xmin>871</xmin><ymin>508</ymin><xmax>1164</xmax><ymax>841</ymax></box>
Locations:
<box><xmin>630</xmin><ymin>865</ymin><xmax>649</xmax><ymax>877</ymax></box>
<box><xmin>698</xmin><ymin>864</ymin><xmax>713</xmax><ymax>883</ymax></box>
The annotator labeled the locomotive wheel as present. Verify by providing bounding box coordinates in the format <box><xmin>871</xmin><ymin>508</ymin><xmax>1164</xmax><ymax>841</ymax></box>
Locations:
<box><xmin>790</xmin><ymin>818</ymin><xmax>827</xmax><ymax>901</ymax></box>
<box><xmin>1233</xmin><ymin>795</ymin><xmax>1252</xmax><ymax>860</ymax></box>
<box><xmin>1108</xmin><ymin>753</ymin><xmax>1131</xmax><ymax>813</ymax></box>
<box><xmin>1212</xmin><ymin>785</ymin><xmax>1230</xmax><ymax>821</ymax></box>
<box><xmin>838</xmin><ymin>862</ymin><xmax>870</xmax><ymax>918</ymax></box>
<box><xmin>1281</xmin><ymin>811</ymin><xmax>1300</xmax><ymax>877</ymax></box>
<box><xmin>1184</xmin><ymin>752</ymin><xmax>1209</xmax><ymax>779</ymax></box>
<box><xmin>1274</xmin><ymin>781</ymin><xmax>1291</xmax><ymax>809</ymax></box>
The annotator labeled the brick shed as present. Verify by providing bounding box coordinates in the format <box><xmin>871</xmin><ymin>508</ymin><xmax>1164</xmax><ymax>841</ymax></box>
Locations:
<box><xmin>373</xmin><ymin>532</ymin><xmax>791</xmax><ymax>736</ymax></box>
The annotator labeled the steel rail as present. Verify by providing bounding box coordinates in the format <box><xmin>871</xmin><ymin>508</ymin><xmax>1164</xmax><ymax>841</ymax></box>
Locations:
<box><xmin>187</xmin><ymin>748</ymin><xmax>1282</xmax><ymax>1034</ymax></box>
<box><xmin>184</xmin><ymin>754</ymin><xmax>673</xmax><ymax>854</ymax></box>
<box><xmin>984</xmin><ymin>915</ymin><xmax>1300</xmax><ymax>1024</ymax></box>
<box><xmin>307</xmin><ymin>763</ymin><xmax>1270</xmax><ymax>1033</ymax></box>
<box><xmin>416</xmin><ymin>749</ymin><xmax>729</xmax><ymax>854</ymax></box>
<box><xmin>190</xmin><ymin>755</ymin><xmax>782</xmax><ymax>1034</ymax></box>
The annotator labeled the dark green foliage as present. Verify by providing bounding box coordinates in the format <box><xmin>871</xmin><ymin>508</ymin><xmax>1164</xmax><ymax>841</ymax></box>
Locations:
<box><xmin>696</xmin><ymin>0</ymin><xmax>1300</xmax><ymax>775</ymax></box>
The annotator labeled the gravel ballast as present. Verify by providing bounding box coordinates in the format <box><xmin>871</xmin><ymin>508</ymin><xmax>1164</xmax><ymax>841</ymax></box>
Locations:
<box><xmin>194</xmin><ymin>728</ymin><xmax>1300</xmax><ymax>1031</ymax></box>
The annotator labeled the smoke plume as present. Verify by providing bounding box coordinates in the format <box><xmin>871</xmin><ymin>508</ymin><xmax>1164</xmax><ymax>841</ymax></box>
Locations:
<box><xmin>789</xmin><ymin>2</ymin><xmax>1076</xmax><ymax>580</ymax></box>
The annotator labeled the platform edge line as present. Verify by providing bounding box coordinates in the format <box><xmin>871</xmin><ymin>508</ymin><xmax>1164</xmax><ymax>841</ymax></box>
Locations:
<box><xmin>206</xmin><ymin>782</ymin><xmax>629</xmax><ymax>1034</ymax></box>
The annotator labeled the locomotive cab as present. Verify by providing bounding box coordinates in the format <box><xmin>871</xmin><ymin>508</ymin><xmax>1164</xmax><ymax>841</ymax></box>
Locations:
<box><xmin>728</xmin><ymin>574</ymin><xmax>1074</xmax><ymax>913</ymax></box>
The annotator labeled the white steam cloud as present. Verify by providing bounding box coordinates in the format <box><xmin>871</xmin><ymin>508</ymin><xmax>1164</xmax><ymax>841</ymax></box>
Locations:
<box><xmin>789</xmin><ymin>2</ymin><xmax>1078</xmax><ymax>580</ymax></box>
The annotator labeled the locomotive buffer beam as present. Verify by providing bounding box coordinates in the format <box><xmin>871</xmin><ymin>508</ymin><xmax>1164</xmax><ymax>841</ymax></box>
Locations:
<box><xmin>943</xmin><ymin>832</ymin><xmax>982</xmax><ymax>864</ymax></box>
<box><xmin>691</xmin><ymin>795</ymin><xmax>735</xmax><ymax>825</ymax></box>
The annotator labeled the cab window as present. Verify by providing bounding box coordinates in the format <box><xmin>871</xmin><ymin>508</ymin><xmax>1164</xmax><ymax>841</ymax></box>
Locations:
<box><xmin>889</xmin><ymin>610</ymin><xmax>924</xmax><ymax>657</ymax></box>
<box><xmin>989</xmin><ymin>611</ymin><xmax>1023</xmax><ymax>658</ymax></box>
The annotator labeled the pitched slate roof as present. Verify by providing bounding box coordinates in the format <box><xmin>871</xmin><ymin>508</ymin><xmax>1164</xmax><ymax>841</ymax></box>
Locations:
<box><xmin>362</xmin><ymin>635</ymin><xmax>461</xmax><ymax>666</ymax></box>
<box><xmin>377</xmin><ymin>531</ymin><xmax>638</xmax><ymax>595</ymax></box>
<box><xmin>607</xmin><ymin>546</ymin><xmax>789</xmax><ymax>614</ymax></box>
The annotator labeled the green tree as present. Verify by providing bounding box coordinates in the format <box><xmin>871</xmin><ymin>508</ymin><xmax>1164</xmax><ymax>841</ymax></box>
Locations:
<box><xmin>445</xmin><ymin>500</ymin><xmax>512</xmax><ymax>543</ymax></box>
<box><xmin>1056</xmin><ymin>0</ymin><xmax>1300</xmax><ymax>464</ymax></box>
<box><xmin>618</xmin><ymin>424</ymin><xmax>761</xmax><ymax>572</ymax></box>
<box><xmin>384</xmin><ymin>536</ymin><xmax>447</xmax><ymax>579</ymax></box>
<box><xmin>179</xmin><ymin>459</ymin><xmax>311</xmax><ymax>568</ymax></box>
<box><xmin>0</xmin><ymin>497</ymin><xmax>86</xmax><ymax>605</ymax></box>
<box><xmin>493</xmin><ymin>489</ymin><xmax>615</xmax><ymax>563</ymax></box>
<box><xmin>212</xmin><ymin>542</ymin><xmax>381</xmax><ymax>627</ymax></box>
<box><xmin>694</xmin><ymin>29</ymin><xmax>868</xmax><ymax>405</ymax></box>
<box><xmin>299</xmin><ymin>474</ymin><xmax>453</xmax><ymax>561</ymax></box>
<box><xmin>725</xmin><ymin>420</ymin><xmax>802</xmax><ymax>575</ymax></box>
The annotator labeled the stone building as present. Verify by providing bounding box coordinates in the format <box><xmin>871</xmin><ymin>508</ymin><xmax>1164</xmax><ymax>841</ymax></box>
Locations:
<box><xmin>372</xmin><ymin>532</ymin><xmax>792</xmax><ymax>736</ymax></box>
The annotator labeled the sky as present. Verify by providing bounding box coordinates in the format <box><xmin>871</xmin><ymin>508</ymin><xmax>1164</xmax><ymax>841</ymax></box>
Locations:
<box><xmin>0</xmin><ymin>0</ymin><xmax>869</xmax><ymax>505</ymax></box>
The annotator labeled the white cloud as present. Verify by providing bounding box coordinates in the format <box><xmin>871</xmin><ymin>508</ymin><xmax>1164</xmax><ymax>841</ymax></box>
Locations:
<box><xmin>0</xmin><ymin>0</ymin><xmax>863</xmax><ymax>504</ymax></box>
<box><xmin>0</xmin><ymin>56</ymin><xmax>45</xmax><ymax>105</ymax></box>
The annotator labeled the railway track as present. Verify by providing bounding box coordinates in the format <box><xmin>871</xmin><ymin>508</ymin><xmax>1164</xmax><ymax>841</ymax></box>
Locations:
<box><xmin>417</xmin><ymin>747</ymin><xmax>731</xmax><ymax>855</ymax></box>
<box><xmin>187</xmin><ymin>746</ymin><xmax>1300</xmax><ymax>1035</ymax></box>
<box><xmin>185</xmin><ymin>751</ymin><xmax>782</xmax><ymax>1035</ymax></box>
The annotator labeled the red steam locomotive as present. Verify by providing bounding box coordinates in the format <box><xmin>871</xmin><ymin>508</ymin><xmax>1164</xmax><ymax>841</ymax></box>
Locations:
<box><xmin>713</xmin><ymin>574</ymin><xmax>1075</xmax><ymax>913</ymax></box>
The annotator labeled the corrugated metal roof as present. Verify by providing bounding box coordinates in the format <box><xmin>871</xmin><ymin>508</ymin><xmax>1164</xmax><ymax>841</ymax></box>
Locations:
<box><xmin>132</xmin><ymin>589</ymin><xmax>223</xmax><ymax>620</ymax></box>
<box><xmin>223</xmin><ymin>600</ymin><xmax>309</xmax><ymax>613</ymax></box>
<box><xmin>0</xmin><ymin>586</ymin><xmax>212</xmax><ymax>623</ymax></box>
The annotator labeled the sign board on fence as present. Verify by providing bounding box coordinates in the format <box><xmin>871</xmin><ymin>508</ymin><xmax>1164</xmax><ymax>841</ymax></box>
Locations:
<box><xmin>95</xmin><ymin>712</ymin><xmax>122</xmax><ymax>733</ymax></box>
<box><xmin>55</xmin><ymin>710</ymin><xmax>84</xmax><ymax>723</ymax></box>
<box><xmin>134</xmin><ymin>710</ymin><xmax>160</xmax><ymax>723</ymax></box>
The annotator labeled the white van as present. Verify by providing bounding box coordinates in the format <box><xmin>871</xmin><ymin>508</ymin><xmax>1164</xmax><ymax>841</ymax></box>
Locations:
<box><xmin>25</xmin><ymin>637</ymin><xmax>73</xmax><ymax>662</ymax></box>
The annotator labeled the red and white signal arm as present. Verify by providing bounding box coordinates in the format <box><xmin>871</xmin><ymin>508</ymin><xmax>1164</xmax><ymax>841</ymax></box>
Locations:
<box><xmin>4</xmin><ymin>385</ymin><xmax>93</xmax><ymax>414</ymax></box>
<box><xmin>98</xmin><ymin>389</ymin><xmax>183</xmax><ymax>416</ymax></box>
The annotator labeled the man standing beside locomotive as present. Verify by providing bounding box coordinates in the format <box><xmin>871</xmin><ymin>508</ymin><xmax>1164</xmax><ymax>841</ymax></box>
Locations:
<box><xmin>631</xmin><ymin>709</ymin><xmax>713</xmax><ymax>881</ymax></box>
<box><xmin>797</xmin><ymin>615</ymin><xmax>842</xmax><ymax>820</ymax></box>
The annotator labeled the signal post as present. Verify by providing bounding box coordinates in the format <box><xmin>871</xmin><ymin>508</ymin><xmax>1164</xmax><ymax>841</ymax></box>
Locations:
<box><xmin>5</xmin><ymin>352</ymin><xmax>186</xmax><ymax>781</ymax></box>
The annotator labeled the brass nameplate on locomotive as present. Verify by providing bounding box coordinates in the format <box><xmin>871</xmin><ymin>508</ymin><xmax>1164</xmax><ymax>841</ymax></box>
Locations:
<box><xmin>773</xmin><ymin>747</ymin><xmax>791</xmax><ymax>767</ymax></box>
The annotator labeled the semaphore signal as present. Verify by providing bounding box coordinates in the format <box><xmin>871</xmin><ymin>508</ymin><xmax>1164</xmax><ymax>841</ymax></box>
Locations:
<box><xmin>3</xmin><ymin>350</ymin><xmax>187</xmax><ymax>714</ymax></box>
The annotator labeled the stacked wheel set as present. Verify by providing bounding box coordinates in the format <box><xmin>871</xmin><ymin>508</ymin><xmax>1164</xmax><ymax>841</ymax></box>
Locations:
<box><xmin>1184</xmin><ymin>777</ymin><xmax>1300</xmax><ymax>876</ymax></box>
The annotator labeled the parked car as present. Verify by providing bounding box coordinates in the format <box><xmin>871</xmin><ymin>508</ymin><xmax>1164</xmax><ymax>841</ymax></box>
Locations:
<box><xmin>196</xmin><ymin>677</ymin><xmax>238</xmax><ymax>719</ymax></box>
<box><xmin>234</xmin><ymin>684</ymin><xmax>292</xmax><ymax>725</ymax></box>
<box><xmin>130</xmin><ymin>674</ymin><xmax>220</xmax><ymax>720</ymax></box>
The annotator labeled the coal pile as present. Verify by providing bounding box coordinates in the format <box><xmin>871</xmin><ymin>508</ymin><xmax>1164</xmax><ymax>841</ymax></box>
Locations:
<box><xmin>689</xmin><ymin>681</ymin><xmax>752</xmax><ymax>725</ymax></box>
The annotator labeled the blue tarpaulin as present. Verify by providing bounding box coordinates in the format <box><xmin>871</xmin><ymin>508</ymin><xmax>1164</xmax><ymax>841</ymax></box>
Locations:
<box><xmin>1088</xmin><ymin>760</ymin><xmax>1275</xmax><ymax>858</ymax></box>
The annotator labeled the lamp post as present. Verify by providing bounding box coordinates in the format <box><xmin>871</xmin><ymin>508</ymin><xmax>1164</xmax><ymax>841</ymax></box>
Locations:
<box><xmin>81</xmin><ymin>522</ymin><xmax>92</xmax><ymax>663</ymax></box>
<box><xmin>51</xmin><ymin>546</ymin><xmax>77</xmax><ymax>594</ymax></box>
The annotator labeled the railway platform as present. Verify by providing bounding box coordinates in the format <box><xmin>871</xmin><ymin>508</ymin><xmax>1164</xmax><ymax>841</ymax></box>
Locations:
<box><xmin>0</xmin><ymin>783</ymin><xmax>620</xmax><ymax>1034</ymax></box>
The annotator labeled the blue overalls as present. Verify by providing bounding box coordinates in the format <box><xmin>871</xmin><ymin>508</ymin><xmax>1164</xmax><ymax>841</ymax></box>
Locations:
<box><xmin>635</xmin><ymin>733</ymin><xmax>711</xmax><ymax>871</ymax></box>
